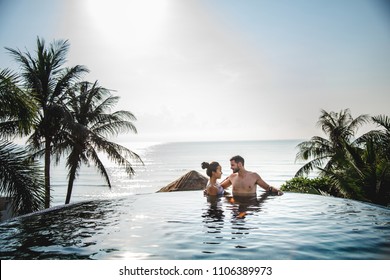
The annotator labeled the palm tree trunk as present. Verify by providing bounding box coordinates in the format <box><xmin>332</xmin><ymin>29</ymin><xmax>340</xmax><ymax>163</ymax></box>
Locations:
<box><xmin>65</xmin><ymin>164</ymin><xmax>77</xmax><ymax>204</ymax></box>
<box><xmin>44</xmin><ymin>139</ymin><xmax>51</xmax><ymax>208</ymax></box>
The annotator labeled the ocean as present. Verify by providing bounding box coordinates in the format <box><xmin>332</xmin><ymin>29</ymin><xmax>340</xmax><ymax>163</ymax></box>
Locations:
<box><xmin>50</xmin><ymin>140</ymin><xmax>303</xmax><ymax>206</ymax></box>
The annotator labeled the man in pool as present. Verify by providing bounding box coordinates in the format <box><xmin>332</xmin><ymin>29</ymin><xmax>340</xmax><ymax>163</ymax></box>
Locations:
<box><xmin>220</xmin><ymin>155</ymin><xmax>283</xmax><ymax>196</ymax></box>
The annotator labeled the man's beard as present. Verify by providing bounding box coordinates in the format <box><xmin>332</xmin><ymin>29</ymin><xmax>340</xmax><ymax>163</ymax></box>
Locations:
<box><xmin>232</xmin><ymin>167</ymin><xmax>240</xmax><ymax>173</ymax></box>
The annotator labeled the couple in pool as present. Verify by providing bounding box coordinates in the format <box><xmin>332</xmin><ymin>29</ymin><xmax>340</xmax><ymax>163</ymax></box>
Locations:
<box><xmin>201</xmin><ymin>155</ymin><xmax>283</xmax><ymax>196</ymax></box>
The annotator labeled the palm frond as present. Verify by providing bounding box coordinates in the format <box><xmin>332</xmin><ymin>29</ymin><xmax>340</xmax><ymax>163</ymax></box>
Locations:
<box><xmin>88</xmin><ymin>149</ymin><xmax>112</xmax><ymax>188</ymax></box>
<box><xmin>52</xmin><ymin>65</ymin><xmax>89</xmax><ymax>102</ymax></box>
<box><xmin>92</xmin><ymin>95</ymin><xmax>120</xmax><ymax>116</ymax></box>
<box><xmin>295</xmin><ymin>157</ymin><xmax>327</xmax><ymax>177</ymax></box>
<box><xmin>92</xmin><ymin>119</ymin><xmax>138</xmax><ymax>137</ymax></box>
<box><xmin>92</xmin><ymin>134</ymin><xmax>142</xmax><ymax>168</ymax></box>
<box><xmin>0</xmin><ymin>120</ymin><xmax>25</xmax><ymax>137</ymax></box>
<box><xmin>320</xmin><ymin>167</ymin><xmax>366</xmax><ymax>201</ymax></box>
<box><xmin>0</xmin><ymin>140</ymin><xmax>45</xmax><ymax>215</ymax></box>
<box><xmin>295</xmin><ymin>136</ymin><xmax>332</xmax><ymax>161</ymax></box>
<box><xmin>372</xmin><ymin>115</ymin><xmax>390</xmax><ymax>132</ymax></box>
<box><xmin>348</xmin><ymin>113</ymin><xmax>370</xmax><ymax>133</ymax></box>
<box><xmin>0</xmin><ymin>69</ymin><xmax>37</xmax><ymax>137</ymax></box>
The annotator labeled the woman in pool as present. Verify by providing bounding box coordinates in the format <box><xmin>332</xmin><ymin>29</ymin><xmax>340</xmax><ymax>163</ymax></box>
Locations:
<box><xmin>201</xmin><ymin>161</ymin><xmax>228</xmax><ymax>196</ymax></box>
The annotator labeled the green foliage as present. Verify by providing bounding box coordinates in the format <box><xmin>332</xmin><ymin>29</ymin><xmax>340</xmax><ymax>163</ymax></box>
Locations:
<box><xmin>294</xmin><ymin>109</ymin><xmax>390</xmax><ymax>206</ymax></box>
<box><xmin>281</xmin><ymin>176</ymin><xmax>342</xmax><ymax>196</ymax></box>
<box><xmin>295</xmin><ymin>109</ymin><xmax>369</xmax><ymax>177</ymax></box>
<box><xmin>0</xmin><ymin>140</ymin><xmax>45</xmax><ymax>215</ymax></box>
<box><xmin>0</xmin><ymin>69</ymin><xmax>37</xmax><ymax>137</ymax></box>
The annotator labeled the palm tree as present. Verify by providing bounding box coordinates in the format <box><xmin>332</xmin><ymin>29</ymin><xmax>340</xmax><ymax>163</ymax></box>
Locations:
<box><xmin>322</xmin><ymin>131</ymin><xmax>390</xmax><ymax>205</ymax></box>
<box><xmin>5</xmin><ymin>37</ymin><xmax>88</xmax><ymax>208</ymax></box>
<box><xmin>0</xmin><ymin>140</ymin><xmax>45</xmax><ymax>215</ymax></box>
<box><xmin>348</xmin><ymin>114</ymin><xmax>390</xmax><ymax>204</ymax></box>
<box><xmin>295</xmin><ymin>110</ymin><xmax>390</xmax><ymax>204</ymax></box>
<box><xmin>295</xmin><ymin>109</ymin><xmax>369</xmax><ymax>177</ymax></box>
<box><xmin>57</xmin><ymin>81</ymin><xmax>143</xmax><ymax>204</ymax></box>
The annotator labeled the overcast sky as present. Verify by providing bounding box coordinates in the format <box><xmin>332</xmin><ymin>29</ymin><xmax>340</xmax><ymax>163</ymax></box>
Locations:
<box><xmin>1</xmin><ymin>0</ymin><xmax>389</xmax><ymax>143</ymax></box>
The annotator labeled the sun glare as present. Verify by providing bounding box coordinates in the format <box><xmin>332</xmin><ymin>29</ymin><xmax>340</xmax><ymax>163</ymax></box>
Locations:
<box><xmin>84</xmin><ymin>0</ymin><xmax>170</xmax><ymax>49</ymax></box>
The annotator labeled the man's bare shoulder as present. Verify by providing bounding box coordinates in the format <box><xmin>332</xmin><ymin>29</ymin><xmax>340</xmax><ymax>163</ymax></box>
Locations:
<box><xmin>247</xmin><ymin>171</ymin><xmax>261</xmax><ymax>178</ymax></box>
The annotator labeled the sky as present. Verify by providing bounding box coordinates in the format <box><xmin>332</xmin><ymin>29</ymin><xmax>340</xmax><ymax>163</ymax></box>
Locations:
<box><xmin>1</xmin><ymin>0</ymin><xmax>389</xmax><ymax>143</ymax></box>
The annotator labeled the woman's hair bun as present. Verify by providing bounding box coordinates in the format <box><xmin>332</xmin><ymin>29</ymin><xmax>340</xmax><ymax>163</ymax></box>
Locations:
<box><xmin>201</xmin><ymin>162</ymin><xmax>209</xmax><ymax>169</ymax></box>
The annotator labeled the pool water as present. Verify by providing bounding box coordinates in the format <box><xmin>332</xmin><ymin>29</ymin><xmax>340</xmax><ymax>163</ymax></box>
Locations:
<box><xmin>0</xmin><ymin>192</ymin><xmax>389</xmax><ymax>259</ymax></box>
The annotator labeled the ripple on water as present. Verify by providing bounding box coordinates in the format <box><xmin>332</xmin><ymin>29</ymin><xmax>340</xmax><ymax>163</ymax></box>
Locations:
<box><xmin>0</xmin><ymin>192</ymin><xmax>389</xmax><ymax>259</ymax></box>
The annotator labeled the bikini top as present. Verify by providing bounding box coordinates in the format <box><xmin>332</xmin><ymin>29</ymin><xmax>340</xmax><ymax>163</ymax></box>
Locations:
<box><xmin>207</xmin><ymin>181</ymin><xmax>224</xmax><ymax>195</ymax></box>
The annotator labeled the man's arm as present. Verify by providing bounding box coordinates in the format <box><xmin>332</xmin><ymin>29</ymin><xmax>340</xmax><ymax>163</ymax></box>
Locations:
<box><xmin>255</xmin><ymin>173</ymin><xmax>283</xmax><ymax>195</ymax></box>
<box><xmin>220</xmin><ymin>176</ymin><xmax>232</xmax><ymax>189</ymax></box>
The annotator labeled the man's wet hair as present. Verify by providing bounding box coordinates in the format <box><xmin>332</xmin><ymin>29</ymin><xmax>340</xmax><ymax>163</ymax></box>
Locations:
<box><xmin>230</xmin><ymin>155</ymin><xmax>244</xmax><ymax>165</ymax></box>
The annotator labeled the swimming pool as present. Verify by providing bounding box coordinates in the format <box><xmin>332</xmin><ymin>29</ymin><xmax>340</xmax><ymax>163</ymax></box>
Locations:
<box><xmin>0</xmin><ymin>191</ymin><xmax>389</xmax><ymax>259</ymax></box>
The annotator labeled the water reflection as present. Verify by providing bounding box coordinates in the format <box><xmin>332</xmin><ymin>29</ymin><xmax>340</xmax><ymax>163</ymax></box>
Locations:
<box><xmin>225</xmin><ymin>193</ymin><xmax>269</xmax><ymax>219</ymax></box>
<box><xmin>1</xmin><ymin>192</ymin><xmax>389</xmax><ymax>260</ymax></box>
<box><xmin>0</xmin><ymin>200</ymin><xmax>122</xmax><ymax>259</ymax></box>
<box><xmin>203</xmin><ymin>196</ymin><xmax>225</xmax><ymax>222</ymax></box>
<box><xmin>202</xmin><ymin>193</ymin><xmax>269</xmax><ymax>222</ymax></box>
<box><xmin>201</xmin><ymin>193</ymin><xmax>270</xmax><ymax>252</ymax></box>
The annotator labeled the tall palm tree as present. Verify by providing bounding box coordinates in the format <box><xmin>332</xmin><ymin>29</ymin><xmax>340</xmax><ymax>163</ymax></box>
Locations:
<box><xmin>5</xmin><ymin>37</ymin><xmax>88</xmax><ymax>208</ymax></box>
<box><xmin>57</xmin><ymin>81</ymin><xmax>143</xmax><ymax>204</ymax></box>
<box><xmin>295</xmin><ymin>109</ymin><xmax>369</xmax><ymax>177</ymax></box>
<box><xmin>0</xmin><ymin>140</ymin><xmax>45</xmax><ymax>215</ymax></box>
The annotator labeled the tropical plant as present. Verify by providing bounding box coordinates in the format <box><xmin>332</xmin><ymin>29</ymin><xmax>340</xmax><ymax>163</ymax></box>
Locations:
<box><xmin>368</xmin><ymin>115</ymin><xmax>390</xmax><ymax>160</ymax></box>
<box><xmin>294</xmin><ymin>110</ymin><xmax>390</xmax><ymax>206</ymax></box>
<box><xmin>370</xmin><ymin>115</ymin><xmax>390</xmax><ymax>201</ymax></box>
<box><xmin>295</xmin><ymin>109</ymin><xmax>369</xmax><ymax>177</ymax></box>
<box><xmin>0</xmin><ymin>140</ymin><xmax>45</xmax><ymax>215</ymax></box>
<box><xmin>321</xmin><ymin>137</ymin><xmax>390</xmax><ymax>205</ymax></box>
<box><xmin>0</xmin><ymin>69</ymin><xmax>36</xmax><ymax>137</ymax></box>
<box><xmin>325</xmin><ymin>114</ymin><xmax>390</xmax><ymax>205</ymax></box>
<box><xmin>0</xmin><ymin>69</ymin><xmax>44</xmax><ymax>215</ymax></box>
<box><xmin>55</xmin><ymin>81</ymin><xmax>143</xmax><ymax>204</ymax></box>
<box><xmin>5</xmin><ymin>37</ymin><xmax>88</xmax><ymax>208</ymax></box>
<box><xmin>280</xmin><ymin>176</ymin><xmax>342</xmax><ymax>196</ymax></box>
